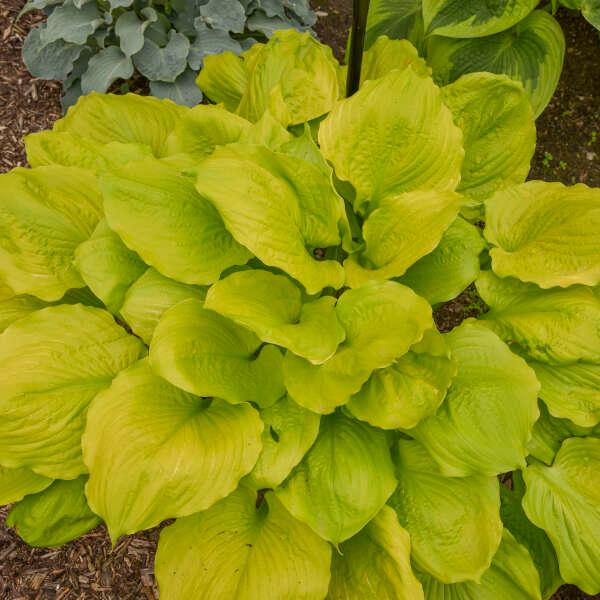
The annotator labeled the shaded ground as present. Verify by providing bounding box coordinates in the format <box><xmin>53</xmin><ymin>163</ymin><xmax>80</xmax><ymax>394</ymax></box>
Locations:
<box><xmin>0</xmin><ymin>0</ymin><xmax>599</xmax><ymax>598</ymax></box>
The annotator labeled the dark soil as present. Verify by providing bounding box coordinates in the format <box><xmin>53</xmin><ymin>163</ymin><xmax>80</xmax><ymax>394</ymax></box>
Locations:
<box><xmin>0</xmin><ymin>0</ymin><xmax>599</xmax><ymax>598</ymax></box>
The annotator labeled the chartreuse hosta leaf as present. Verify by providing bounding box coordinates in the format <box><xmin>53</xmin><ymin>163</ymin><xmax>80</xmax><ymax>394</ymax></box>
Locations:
<box><xmin>319</xmin><ymin>68</ymin><xmax>463</xmax><ymax>215</ymax></box>
<box><xmin>442</xmin><ymin>73</ymin><xmax>536</xmax><ymax>209</ymax></box>
<box><xmin>83</xmin><ymin>359</ymin><xmax>263</xmax><ymax>542</ymax></box>
<box><xmin>347</xmin><ymin>329</ymin><xmax>456</xmax><ymax>430</ymax></box>
<box><xmin>0</xmin><ymin>281</ymin><xmax>46</xmax><ymax>334</ymax></box>
<box><xmin>277</xmin><ymin>412</ymin><xmax>397</xmax><ymax>544</ymax></box>
<box><xmin>54</xmin><ymin>92</ymin><xmax>187</xmax><ymax>157</ymax></box>
<box><xmin>484</xmin><ymin>181</ymin><xmax>600</xmax><ymax>288</ymax></box>
<box><xmin>239</xmin><ymin>110</ymin><xmax>294</xmax><ymax>151</ymax></box>
<box><xmin>343</xmin><ymin>190</ymin><xmax>463</xmax><ymax>287</ymax></box>
<box><xmin>389</xmin><ymin>439</ymin><xmax>502</xmax><ymax>583</ymax></box>
<box><xmin>246</xmin><ymin>395</ymin><xmax>320</xmax><ymax>490</ymax></box>
<box><xmin>364</xmin><ymin>0</ymin><xmax>424</xmax><ymax>52</ymax></box>
<box><xmin>328</xmin><ymin>505</ymin><xmax>424</xmax><ymax>599</ymax></box>
<box><xmin>419</xmin><ymin>530</ymin><xmax>542</xmax><ymax>600</ymax></box>
<box><xmin>196</xmin><ymin>51</ymin><xmax>248</xmax><ymax>112</ymax></box>
<box><xmin>150</xmin><ymin>298</ymin><xmax>284</xmax><ymax>407</ymax></box>
<box><xmin>284</xmin><ymin>281</ymin><xmax>433</xmax><ymax>413</ymax></box>
<box><xmin>6</xmin><ymin>477</ymin><xmax>101</xmax><ymax>547</ymax></box>
<box><xmin>477</xmin><ymin>270</ymin><xmax>600</xmax><ymax>365</ymax></box>
<box><xmin>155</xmin><ymin>486</ymin><xmax>332</xmax><ymax>600</ymax></box>
<box><xmin>423</xmin><ymin>0</ymin><xmax>537</xmax><ymax>38</ymax></box>
<box><xmin>101</xmin><ymin>158</ymin><xmax>251</xmax><ymax>286</ymax></box>
<box><xmin>0</xmin><ymin>304</ymin><xmax>145</xmax><ymax>479</ymax></box>
<box><xmin>205</xmin><ymin>270</ymin><xmax>345</xmax><ymax>364</ymax></box>
<box><xmin>0</xmin><ymin>466</ymin><xmax>52</xmax><ymax>505</ymax></box>
<box><xmin>0</xmin><ymin>166</ymin><xmax>102</xmax><ymax>301</ymax></box>
<box><xmin>427</xmin><ymin>10</ymin><xmax>565</xmax><ymax>118</ymax></box>
<box><xmin>411</xmin><ymin>321</ymin><xmax>540</xmax><ymax>476</ymax></box>
<box><xmin>194</xmin><ymin>144</ymin><xmax>346</xmax><ymax>294</ymax></box>
<box><xmin>523</xmin><ymin>437</ymin><xmax>600</xmax><ymax>594</ymax></box>
<box><xmin>397</xmin><ymin>216</ymin><xmax>485</xmax><ymax>304</ymax></box>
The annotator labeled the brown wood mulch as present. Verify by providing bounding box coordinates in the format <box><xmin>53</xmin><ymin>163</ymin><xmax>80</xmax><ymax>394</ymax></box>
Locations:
<box><xmin>0</xmin><ymin>0</ymin><xmax>599</xmax><ymax>598</ymax></box>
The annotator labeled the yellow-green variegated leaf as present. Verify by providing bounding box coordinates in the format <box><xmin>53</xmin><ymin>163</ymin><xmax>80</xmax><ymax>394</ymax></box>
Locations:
<box><xmin>194</xmin><ymin>144</ymin><xmax>347</xmax><ymax>294</ymax></box>
<box><xmin>364</xmin><ymin>0</ymin><xmax>425</xmax><ymax>52</ymax></box>
<box><xmin>196</xmin><ymin>51</ymin><xmax>248</xmax><ymax>112</ymax></box>
<box><xmin>398</xmin><ymin>216</ymin><xmax>485</xmax><ymax>305</ymax></box>
<box><xmin>0</xmin><ymin>466</ymin><xmax>52</xmax><ymax>505</ymax></box>
<box><xmin>0</xmin><ymin>281</ymin><xmax>46</xmax><ymax>333</ymax></box>
<box><xmin>205</xmin><ymin>270</ymin><xmax>345</xmax><ymax>364</ymax></box>
<box><xmin>55</xmin><ymin>92</ymin><xmax>187</xmax><ymax>157</ymax></box>
<box><xmin>522</xmin><ymin>437</ymin><xmax>600</xmax><ymax>594</ymax></box>
<box><xmin>427</xmin><ymin>10</ymin><xmax>565</xmax><ymax>118</ymax></box>
<box><xmin>119</xmin><ymin>268</ymin><xmax>206</xmax><ymax>344</ymax></box>
<box><xmin>328</xmin><ymin>505</ymin><xmax>424</xmax><ymax>599</ymax></box>
<box><xmin>237</xmin><ymin>30</ymin><xmax>339</xmax><ymax>126</ymax></box>
<box><xmin>155</xmin><ymin>487</ymin><xmax>332</xmax><ymax>600</ymax></box>
<box><xmin>277</xmin><ymin>412</ymin><xmax>397</xmax><ymax>544</ymax></box>
<box><xmin>442</xmin><ymin>73</ymin><xmax>536</xmax><ymax>208</ymax></box>
<box><xmin>246</xmin><ymin>395</ymin><xmax>320</xmax><ymax>489</ymax></box>
<box><xmin>0</xmin><ymin>304</ymin><xmax>145</xmax><ymax>479</ymax></box>
<box><xmin>389</xmin><ymin>439</ymin><xmax>502</xmax><ymax>583</ymax></box>
<box><xmin>0</xmin><ymin>166</ymin><xmax>103</xmax><ymax>301</ymax></box>
<box><xmin>6</xmin><ymin>476</ymin><xmax>101</xmax><ymax>547</ymax></box>
<box><xmin>419</xmin><ymin>530</ymin><xmax>542</xmax><ymax>599</ymax></box>
<box><xmin>484</xmin><ymin>181</ymin><xmax>600</xmax><ymax>288</ymax></box>
<box><xmin>101</xmin><ymin>157</ymin><xmax>251</xmax><ymax>286</ymax></box>
<box><xmin>347</xmin><ymin>329</ymin><xmax>456</xmax><ymax>429</ymax></box>
<box><xmin>83</xmin><ymin>359</ymin><xmax>263</xmax><ymax>542</ymax></box>
<box><xmin>284</xmin><ymin>281</ymin><xmax>433</xmax><ymax>414</ymax></box>
<box><xmin>75</xmin><ymin>220</ymin><xmax>147</xmax><ymax>313</ymax></box>
<box><xmin>476</xmin><ymin>271</ymin><xmax>600</xmax><ymax>364</ymax></box>
<box><xmin>319</xmin><ymin>68</ymin><xmax>463</xmax><ymax>214</ymax></box>
<box><xmin>150</xmin><ymin>298</ymin><xmax>284</xmax><ymax>407</ymax></box>
<box><xmin>411</xmin><ymin>321</ymin><xmax>540</xmax><ymax>476</ymax></box>
<box><xmin>344</xmin><ymin>190</ymin><xmax>462</xmax><ymax>287</ymax></box>
<box><xmin>423</xmin><ymin>0</ymin><xmax>537</xmax><ymax>38</ymax></box>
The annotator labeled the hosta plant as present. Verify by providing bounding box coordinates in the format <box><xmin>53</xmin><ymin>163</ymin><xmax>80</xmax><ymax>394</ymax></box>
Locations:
<box><xmin>2</xmin><ymin>29</ymin><xmax>600</xmax><ymax>600</ymax></box>
<box><xmin>19</xmin><ymin>0</ymin><xmax>316</xmax><ymax>108</ymax></box>
<box><xmin>364</xmin><ymin>0</ymin><xmax>599</xmax><ymax>118</ymax></box>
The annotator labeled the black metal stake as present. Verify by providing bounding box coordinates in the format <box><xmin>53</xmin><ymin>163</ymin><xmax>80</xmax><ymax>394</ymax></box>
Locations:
<box><xmin>346</xmin><ymin>0</ymin><xmax>371</xmax><ymax>97</ymax></box>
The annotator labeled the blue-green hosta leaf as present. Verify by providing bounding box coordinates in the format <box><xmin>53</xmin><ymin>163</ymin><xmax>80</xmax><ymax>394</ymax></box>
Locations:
<box><xmin>347</xmin><ymin>330</ymin><xmax>456</xmax><ymax>430</ymax></box>
<box><xmin>344</xmin><ymin>190</ymin><xmax>463</xmax><ymax>287</ymax></box>
<box><xmin>80</xmin><ymin>46</ymin><xmax>134</xmax><ymax>94</ymax></box>
<box><xmin>442</xmin><ymin>73</ymin><xmax>536</xmax><ymax>210</ymax></box>
<box><xmin>523</xmin><ymin>437</ymin><xmax>600</xmax><ymax>594</ymax></box>
<box><xmin>75</xmin><ymin>220</ymin><xmax>146</xmax><ymax>313</ymax></box>
<box><xmin>41</xmin><ymin>1</ymin><xmax>102</xmax><ymax>45</ymax></box>
<box><xmin>277</xmin><ymin>412</ymin><xmax>397</xmax><ymax>544</ymax></box>
<box><xmin>150</xmin><ymin>298</ymin><xmax>284</xmax><ymax>407</ymax></box>
<box><xmin>6</xmin><ymin>477</ymin><xmax>101</xmax><ymax>547</ymax></box>
<box><xmin>501</xmin><ymin>471</ymin><xmax>563</xmax><ymax>599</ymax></box>
<box><xmin>365</xmin><ymin>0</ymin><xmax>424</xmax><ymax>51</ymax></box>
<box><xmin>328</xmin><ymin>505</ymin><xmax>424</xmax><ymax>599</ymax></box>
<box><xmin>389</xmin><ymin>439</ymin><xmax>502</xmax><ymax>583</ymax></box>
<box><xmin>0</xmin><ymin>166</ymin><xmax>102</xmax><ymax>301</ymax></box>
<box><xmin>199</xmin><ymin>0</ymin><xmax>246</xmax><ymax>32</ymax></box>
<box><xmin>133</xmin><ymin>30</ymin><xmax>190</xmax><ymax>83</ymax></box>
<box><xmin>0</xmin><ymin>466</ymin><xmax>52</xmax><ymax>505</ymax></box>
<box><xmin>0</xmin><ymin>281</ymin><xmax>46</xmax><ymax>334</ymax></box>
<box><xmin>319</xmin><ymin>68</ymin><xmax>463</xmax><ymax>215</ymax></box>
<box><xmin>194</xmin><ymin>144</ymin><xmax>346</xmax><ymax>294</ymax></box>
<box><xmin>427</xmin><ymin>10</ymin><xmax>565</xmax><ymax>118</ymax></box>
<box><xmin>205</xmin><ymin>270</ymin><xmax>345</xmax><ymax>364</ymax></box>
<box><xmin>54</xmin><ymin>92</ymin><xmax>187</xmax><ymax>157</ymax></box>
<box><xmin>188</xmin><ymin>23</ymin><xmax>242</xmax><ymax>71</ymax></box>
<box><xmin>411</xmin><ymin>321</ymin><xmax>540</xmax><ymax>476</ymax></box>
<box><xmin>0</xmin><ymin>305</ymin><xmax>145</xmax><ymax>479</ymax></box>
<box><xmin>22</xmin><ymin>28</ymin><xmax>84</xmax><ymax>80</ymax></box>
<box><xmin>101</xmin><ymin>158</ymin><xmax>251</xmax><ymax>286</ymax></box>
<box><xmin>115</xmin><ymin>9</ymin><xmax>156</xmax><ymax>57</ymax></box>
<box><xmin>419</xmin><ymin>530</ymin><xmax>542</xmax><ymax>599</ymax></box>
<box><xmin>237</xmin><ymin>30</ymin><xmax>340</xmax><ymax>126</ymax></box>
<box><xmin>423</xmin><ymin>0</ymin><xmax>537</xmax><ymax>37</ymax></box>
<box><xmin>476</xmin><ymin>271</ymin><xmax>600</xmax><ymax>364</ymax></box>
<box><xmin>246</xmin><ymin>395</ymin><xmax>320</xmax><ymax>489</ymax></box>
<box><xmin>196</xmin><ymin>51</ymin><xmax>247</xmax><ymax>111</ymax></box>
<box><xmin>149</xmin><ymin>69</ymin><xmax>203</xmax><ymax>107</ymax></box>
<box><xmin>398</xmin><ymin>217</ymin><xmax>485</xmax><ymax>305</ymax></box>
<box><xmin>119</xmin><ymin>268</ymin><xmax>205</xmax><ymax>344</ymax></box>
<box><xmin>484</xmin><ymin>181</ymin><xmax>600</xmax><ymax>288</ymax></box>
<box><xmin>83</xmin><ymin>359</ymin><xmax>263</xmax><ymax>542</ymax></box>
<box><xmin>155</xmin><ymin>487</ymin><xmax>331</xmax><ymax>600</ymax></box>
<box><xmin>166</xmin><ymin>104</ymin><xmax>250</xmax><ymax>161</ymax></box>
<box><xmin>284</xmin><ymin>281</ymin><xmax>433</xmax><ymax>413</ymax></box>
<box><xmin>246</xmin><ymin>10</ymin><xmax>305</xmax><ymax>38</ymax></box>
